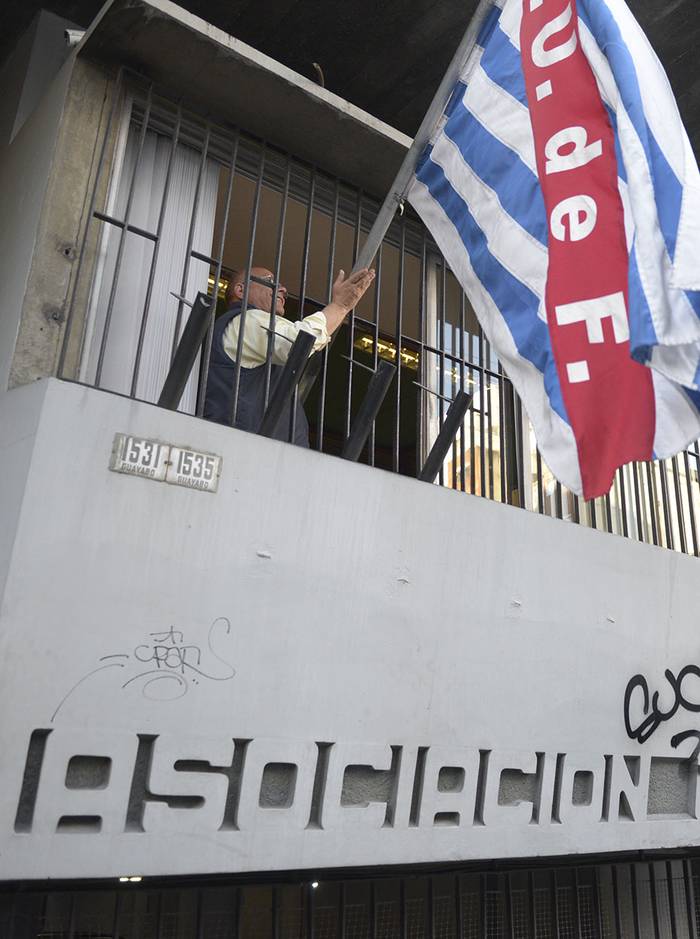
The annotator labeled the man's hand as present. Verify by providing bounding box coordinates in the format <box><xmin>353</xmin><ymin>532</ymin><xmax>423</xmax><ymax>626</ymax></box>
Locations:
<box><xmin>322</xmin><ymin>268</ymin><xmax>376</xmax><ymax>334</ymax></box>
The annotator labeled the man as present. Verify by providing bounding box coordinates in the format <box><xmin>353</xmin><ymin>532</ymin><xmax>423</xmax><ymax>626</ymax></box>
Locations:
<box><xmin>204</xmin><ymin>266</ymin><xmax>375</xmax><ymax>446</ymax></box>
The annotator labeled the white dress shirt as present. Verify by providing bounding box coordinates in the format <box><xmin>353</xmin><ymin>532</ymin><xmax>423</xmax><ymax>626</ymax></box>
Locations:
<box><xmin>222</xmin><ymin>308</ymin><xmax>330</xmax><ymax>368</ymax></box>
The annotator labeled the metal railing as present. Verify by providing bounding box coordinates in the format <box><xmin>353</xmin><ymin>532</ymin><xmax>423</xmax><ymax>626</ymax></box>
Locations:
<box><xmin>57</xmin><ymin>73</ymin><xmax>700</xmax><ymax>557</ymax></box>
<box><xmin>2</xmin><ymin>857</ymin><xmax>699</xmax><ymax>939</ymax></box>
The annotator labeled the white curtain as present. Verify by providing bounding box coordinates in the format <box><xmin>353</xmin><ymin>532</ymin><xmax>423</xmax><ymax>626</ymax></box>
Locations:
<box><xmin>85</xmin><ymin>117</ymin><xmax>218</xmax><ymax>413</ymax></box>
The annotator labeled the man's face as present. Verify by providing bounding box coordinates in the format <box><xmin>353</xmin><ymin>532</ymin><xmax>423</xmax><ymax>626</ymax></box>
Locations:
<box><xmin>236</xmin><ymin>268</ymin><xmax>287</xmax><ymax>316</ymax></box>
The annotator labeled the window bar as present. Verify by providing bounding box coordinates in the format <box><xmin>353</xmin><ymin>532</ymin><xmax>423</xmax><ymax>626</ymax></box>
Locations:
<box><xmin>498</xmin><ymin>373</ymin><xmax>508</xmax><ymax>504</ymax></box>
<box><xmin>551</xmin><ymin>870</ymin><xmax>561</xmax><ymax>939</ymax></box>
<box><xmin>262</xmin><ymin>154</ymin><xmax>291</xmax><ymax>412</ymax></box>
<box><xmin>589</xmin><ymin>494</ymin><xmax>598</xmax><ymax>530</ymax></box>
<box><xmin>610</xmin><ymin>865</ymin><xmax>623</xmax><ymax>939</ymax></box>
<box><xmin>92</xmin><ymin>212</ymin><xmax>159</xmax><ymax>240</ymax></box>
<box><xmin>535</xmin><ymin>450</ymin><xmax>545</xmax><ymax>514</ymax></box>
<box><xmin>527</xmin><ymin>871</ymin><xmax>537</xmax><ymax>939</ymax></box>
<box><xmin>66</xmin><ymin>892</ymin><xmax>77</xmax><ymax>939</ymax></box>
<box><xmin>572</xmin><ymin>868</ymin><xmax>582</xmax><ymax>939</ymax></box>
<box><xmin>682</xmin><ymin>859</ymin><xmax>699</xmax><ymax>939</ymax></box>
<box><xmin>630</xmin><ymin>865</ymin><xmax>641</xmax><ymax>939</ymax></box>
<box><xmin>631</xmin><ymin>463</ymin><xmax>644</xmax><ymax>542</ymax></box>
<box><xmin>646</xmin><ymin>462</ymin><xmax>661</xmax><ymax>545</ymax></box>
<box><xmin>400</xmin><ymin>879</ymin><xmax>407</xmax><ymax>939</ymax></box>
<box><xmin>604</xmin><ymin>489</ymin><xmax>613</xmax><ymax>533</ymax></box>
<box><xmin>648</xmin><ymin>863</ymin><xmax>662</xmax><ymax>939</ymax></box>
<box><xmin>417</xmin><ymin>234</ymin><xmax>429</xmax><ymax>477</ymax></box>
<box><xmin>315</xmin><ymin>177</ymin><xmax>340</xmax><ymax>451</ymax></box>
<box><xmin>485</xmin><ymin>342</ymin><xmax>495</xmax><ymax>501</ymax></box>
<box><xmin>617</xmin><ymin>467</ymin><xmax>630</xmax><ymax>538</ymax></box>
<box><xmin>307</xmin><ymin>883</ymin><xmax>316</xmax><ymax>939</ymax></box>
<box><xmin>235</xmin><ymin>887</ymin><xmax>243</xmax><ymax>939</ymax></box>
<box><xmin>593</xmin><ymin>867</ymin><xmax>605</xmax><ymax>939</ymax></box>
<box><xmin>170</xmin><ymin>121</ymin><xmax>212</xmax><ymax>365</ymax></box>
<box><xmin>194</xmin><ymin>888</ymin><xmax>204</xmax><ymax>939</ymax></box>
<box><xmin>344</xmin><ymin>188</ymin><xmax>365</xmax><ymax>442</ymax></box>
<box><xmin>197</xmin><ymin>127</ymin><xmax>240</xmax><ymax>417</ymax></box>
<box><xmin>57</xmin><ymin>67</ymin><xmax>126</xmax><ymax>378</ymax></box>
<box><xmin>370</xmin><ymin>880</ymin><xmax>377</xmax><ymax>939</ymax></box>
<box><xmin>478</xmin><ymin>329</ymin><xmax>487</xmax><ymax>498</ymax></box>
<box><xmin>428</xmin><ymin>876</ymin><xmax>435</xmax><ymax>939</ymax></box>
<box><xmin>339</xmin><ymin>881</ymin><xmax>346</xmax><ymax>939</ymax></box>
<box><xmin>555</xmin><ymin>481</ymin><xmax>563</xmax><ymax>520</ymax></box>
<box><xmin>480</xmin><ymin>874</ymin><xmax>487</xmax><ymax>939</ymax></box>
<box><xmin>682</xmin><ymin>451</ymin><xmax>699</xmax><ymax>555</ymax></box>
<box><xmin>504</xmin><ymin>872</ymin><xmax>514</xmax><ymax>939</ymax></box>
<box><xmin>272</xmin><ymin>887</ymin><xmax>280</xmax><ymax>939</ymax></box>
<box><xmin>130</xmin><ymin>104</ymin><xmax>183</xmax><ymax>397</ymax></box>
<box><xmin>513</xmin><ymin>397</ymin><xmax>525</xmax><ymax>509</ymax></box>
<box><xmin>229</xmin><ymin>144</ymin><xmax>266</xmax><ymax>428</ymax></box>
<box><xmin>111</xmin><ymin>889</ymin><xmax>122</xmax><ymax>939</ymax></box>
<box><xmin>439</xmin><ymin>261</ymin><xmax>447</xmax><ymax>487</ymax></box>
<box><xmin>456</xmin><ymin>875</ymin><xmax>464</xmax><ymax>939</ymax></box>
<box><xmin>658</xmin><ymin>460</ymin><xmax>675</xmax><ymax>549</ymax></box>
<box><xmin>666</xmin><ymin>862</ymin><xmax>679</xmax><ymax>939</ymax></box>
<box><xmin>95</xmin><ymin>83</ymin><xmax>154</xmax><ymax>387</ymax></box>
<box><xmin>393</xmin><ymin>217</ymin><xmax>407</xmax><ymax>473</ymax></box>
<box><xmin>670</xmin><ymin>456</ymin><xmax>688</xmax><ymax>555</ymax></box>
<box><xmin>469</xmin><ymin>365</ymin><xmax>477</xmax><ymax>496</ymax></box>
<box><xmin>290</xmin><ymin>164</ymin><xmax>317</xmax><ymax>444</ymax></box>
<box><xmin>459</xmin><ymin>291</ymin><xmax>467</xmax><ymax>493</ymax></box>
<box><xmin>368</xmin><ymin>242</ymin><xmax>384</xmax><ymax>466</ymax></box>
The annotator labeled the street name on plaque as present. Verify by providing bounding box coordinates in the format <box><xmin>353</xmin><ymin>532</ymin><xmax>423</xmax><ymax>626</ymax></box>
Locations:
<box><xmin>109</xmin><ymin>434</ymin><xmax>221</xmax><ymax>492</ymax></box>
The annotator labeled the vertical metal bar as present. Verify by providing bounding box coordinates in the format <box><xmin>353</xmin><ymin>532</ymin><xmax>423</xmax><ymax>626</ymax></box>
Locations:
<box><xmin>57</xmin><ymin>67</ymin><xmax>126</xmax><ymax>378</ymax></box>
<box><xmin>551</xmin><ymin>870</ymin><xmax>561</xmax><ymax>939</ymax></box>
<box><xmin>504</xmin><ymin>873</ymin><xmax>514</xmax><ymax>939</ymax></box>
<box><xmin>572</xmin><ymin>869</ymin><xmax>582</xmax><ymax>939</ymax></box>
<box><xmin>682</xmin><ymin>860</ymin><xmax>698</xmax><ymax>939</ymax></box>
<box><xmin>170</xmin><ymin>121</ymin><xmax>212</xmax><ymax>360</ymax></box>
<box><xmin>456</xmin><ymin>875</ymin><xmax>464</xmax><ymax>939</ymax></box>
<box><xmin>499</xmin><ymin>372</ymin><xmax>508</xmax><ymax>504</ymax></box>
<box><xmin>130</xmin><ymin>105</ymin><xmax>183</xmax><ymax>397</ymax></box>
<box><xmin>589</xmin><ymin>496</ymin><xmax>598</xmax><ymax>530</ymax></box>
<box><xmin>230</xmin><ymin>144</ymin><xmax>266</xmax><ymax>427</ymax></box>
<box><xmin>400</xmin><ymin>879</ymin><xmax>407</xmax><ymax>939</ymax></box>
<box><xmin>648</xmin><ymin>863</ymin><xmax>661</xmax><ymax>939</ymax></box>
<box><xmin>195</xmin><ymin>888</ymin><xmax>204</xmax><ymax>939</ymax></box>
<box><xmin>438</xmin><ymin>261</ymin><xmax>447</xmax><ymax>487</ymax></box>
<box><xmin>393</xmin><ymin>218</ymin><xmax>406</xmax><ymax>473</ymax></box>
<box><xmin>682</xmin><ymin>451</ymin><xmax>699</xmax><ymax>555</ymax></box>
<box><xmin>536</xmin><ymin>450</ymin><xmax>545</xmax><ymax>514</ymax></box>
<box><xmin>417</xmin><ymin>234</ymin><xmax>429</xmax><ymax>477</ymax></box>
<box><xmin>258</xmin><ymin>332</ymin><xmax>316</xmax><ymax>438</ymax></box>
<box><xmin>197</xmin><ymin>128</ymin><xmax>240</xmax><ymax>417</ymax></box>
<box><xmin>486</xmin><ymin>354</ymin><xmax>495</xmax><ymax>501</ymax></box>
<box><xmin>611</xmin><ymin>866</ymin><xmax>623</xmax><ymax>939</ymax></box>
<box><xmin>528</xmin><ymin>871</ymin><xmax>537</xmax><ymax>939</ymax></box>
<box><xmin>341</xmin><ymin>361</ymin><xmax>396</xmax><ymax>461</ymax></box>
<box><xmin>315</xmin><ymin>178</ymin><xmax>340</xmax><ymax>451</ymax></box>
<box><xmin>671</xmin><ymin>456</ymin><xmax>688</xmax><ymax>555</ymax></box>
<box><xmin>95</xmin><ymin>84</ymin><xmax>154</xmax><ymax>386</ymax></box>
<box><xmin>618</xmin><ymin>468</ymin><xmax>630</xmax><ymax>538</ymax></box>
<box><xmin>480</xmin><ymin>874</ymin><xmax>487</xmax><ymax>939</ymax></box>
<box><xmin>593</xmin><ymin>867</ymin><xmax>606</xmax><ymax>939</ymax></box>
<box><xmin>428</xmin><ymin>877</ymin><xmax>435</xmax><ymax>939</ymax></box>
<box><xmin>345</xmin><ymin>189</ymin><xmax>364</xmax><ymax>441</ymax></box>
<box><xmin>263</xmin><ymin>154</ymin><xmax>291</xmax><ymax>411</ymax></box>
<box><xmin>368</xmin><ymin>243</ymin><xmax>383</xmax><ymax>466</ymax></box>
<box><xmin>478</xmin><ymin>331</ymin><xmax>487</xmax><ymax>498</ymax></box>
<box><xmin>67</xmin><ymin>893</ymin><xmax>77</xmax><ymax>939</ymax></box>
<box><xmin>555</xmin><ymin>481</ymin><xmax>563</xmax><ymax>520</ymax></box>
<box><xmin>290</xmin><ymin>165</ymin><xmax>318</xmax><ymax>444</ymax></box>
<box><xmin>235</xmin><ymin>886</ymin><xmax>243</xmax><ymax>939</ymax></box>
<box><xmin>112</xmin><ymin>889</ymin><xmax>122</xmax><ymax>939</ymax></box>
<box><xmin>632</xmin><ymin>463</ymin><xmax>644</xmax><ymax>542</ymax></box>
<box><xmin>156</xmin><ymin>887</ymin><xmax>165</xmax><ymax>939</ymax></box>
<box><xmin>459</xmin><ymin>291</ymin><xmax>467</xmax><ymax>493</ymax></box>
<box><xmin>370</xmin><ymin>881</ymin><xmax>376</xmax><ymax>939</ymax></box>
<box><xmin>604</xmin><ymin>491</ymin><xmax>613</xmax><ymax>533</ymax></box>
<box><xmin>340</xmin><ymin>882</ymin><xmax>346</xmax><ymax>939</ymax></box>
<box><xmin>646</xmin><ymin>463</ymin><xmax>661</xmax><ymax>545</ymax></box>
<box><xmin>273</xmin><ymin>887</ymin><xmax>280</xmax><ymax>939</ymax></box>
<box><xmin>658</xmin><ymin>461</ymin><xmax>675</xmax><ymax>549</ymax></box>
<box><xmin>666</xmin><ymin>861</ymin><xmax>679</xmax><ymax>939</ymax></box>
<box><xmin>419</xmin><ymin>391</ymin><xmax>472</xmax><ymax>483</ymax></box>
<box><xmin>630</xmin><ymin>865</ymin><xmax>641</xmax><ymax>939</ymax></box>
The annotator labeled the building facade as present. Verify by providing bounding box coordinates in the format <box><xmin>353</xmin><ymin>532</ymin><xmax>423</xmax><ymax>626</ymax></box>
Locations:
<box><xmin>1</xmin><ymin>2</ymin><xmax>700</xmax><ymax>937</ymax></box>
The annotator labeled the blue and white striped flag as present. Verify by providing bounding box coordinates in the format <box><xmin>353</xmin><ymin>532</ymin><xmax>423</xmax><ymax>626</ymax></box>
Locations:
<box><xmin>407</xmin><ymin>0</ymin><xmax>700</xmax><ymax>499</ymax></box>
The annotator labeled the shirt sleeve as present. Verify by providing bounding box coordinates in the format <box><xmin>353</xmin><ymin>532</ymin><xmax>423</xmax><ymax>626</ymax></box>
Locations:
<box><xmin>222</xmin><ymin>308</ymin><xmax>330</xmax><ymax>368</ymax></box>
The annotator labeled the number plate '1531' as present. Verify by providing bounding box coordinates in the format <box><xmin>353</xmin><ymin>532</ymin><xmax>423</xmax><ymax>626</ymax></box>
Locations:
<box><xmin>109</xmin><ymin>434</ymin><xmax>221</xmax><ymax>493</ymax></box>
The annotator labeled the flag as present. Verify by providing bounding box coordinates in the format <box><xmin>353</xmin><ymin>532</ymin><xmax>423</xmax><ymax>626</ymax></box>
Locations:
<box><xmin>407</xmin><ymin>0</ymin><xmax>700</xmax><ymax>500</ymax></box>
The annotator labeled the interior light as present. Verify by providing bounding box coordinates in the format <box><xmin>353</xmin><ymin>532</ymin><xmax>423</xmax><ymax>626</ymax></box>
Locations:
<box><xmin>118</xmin><ymin>877</ymin><xmax>129</xmax><ymax>883</ymax></box>
<box><xmin>311</xmin><ymin>881</ymin><xmax>319</xmax><ymax>889</ymax></box>
<box><xmin>128</xmin><ymin>876</ymin><xmax>143</xmax><ymax>882</ymax></box>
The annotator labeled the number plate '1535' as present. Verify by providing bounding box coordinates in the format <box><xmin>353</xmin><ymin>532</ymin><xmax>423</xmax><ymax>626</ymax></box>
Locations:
<box><xmin>109</xmin><ymin>434</ymin><xmax>221</xmax><ymax>493</ymax></box>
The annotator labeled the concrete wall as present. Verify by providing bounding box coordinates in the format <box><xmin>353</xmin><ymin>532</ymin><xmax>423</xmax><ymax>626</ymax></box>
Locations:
<box><xmin>1</xmin><ymin>379</ymin><xmax>700</xmax><ymax>880</ymax></box>
<box><xmin>0</xmin><ymin>58</ymin><xmax>73</xmax><ymax>393</ymax></box>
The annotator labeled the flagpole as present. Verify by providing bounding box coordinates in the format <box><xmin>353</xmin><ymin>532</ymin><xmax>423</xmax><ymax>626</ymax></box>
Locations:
<box><xmin>352</xmin><ymin>0</ymin><xmax>494</xmax><ymax>272</ymax></box>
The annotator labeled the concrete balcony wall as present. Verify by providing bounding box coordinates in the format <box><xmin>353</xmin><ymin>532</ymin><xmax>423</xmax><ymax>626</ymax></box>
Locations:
<box><xmin>0</xmin><ymin>379</ymin><xmax>699</xmax><ymax>881</ymax></box>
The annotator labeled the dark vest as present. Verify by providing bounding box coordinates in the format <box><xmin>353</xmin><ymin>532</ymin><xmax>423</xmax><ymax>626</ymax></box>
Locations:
<box><xmin>203</xmin><ymin>304</ymin><xmax>310</xmax><ymax>447</ymax></box>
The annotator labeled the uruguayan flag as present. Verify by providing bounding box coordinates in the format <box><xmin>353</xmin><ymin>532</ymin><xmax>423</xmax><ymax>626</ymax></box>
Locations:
<box><xmin>407</xmin><ymin>0</ymin><xmax>700</xmax><ymax>499</ymax></box>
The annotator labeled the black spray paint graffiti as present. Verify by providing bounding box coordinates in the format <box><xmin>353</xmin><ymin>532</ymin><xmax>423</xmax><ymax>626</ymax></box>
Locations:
<box><xmin>51</xmin><ymin>618</ymin><xmax>235</xmax><ymax>721</ymax></box>
<box><xmin>623</xmin><ymin>662</ymin><xmax>700</xmax><ymax>760</ymax></box>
